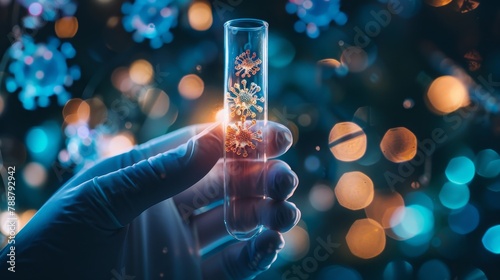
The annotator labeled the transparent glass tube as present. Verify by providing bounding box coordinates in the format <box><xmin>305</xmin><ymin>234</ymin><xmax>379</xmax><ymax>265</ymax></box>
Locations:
<box><xmin>223</xmin><ymin>19</ymin><xmax>268</xmax><ymax>241</ymax></box>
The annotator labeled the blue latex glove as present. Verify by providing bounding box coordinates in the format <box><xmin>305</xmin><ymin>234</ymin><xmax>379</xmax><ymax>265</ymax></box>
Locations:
<box><xmin>0</xmin><ymin>121</ymin><xmax>300</xmax><ymax>280</ymax></box>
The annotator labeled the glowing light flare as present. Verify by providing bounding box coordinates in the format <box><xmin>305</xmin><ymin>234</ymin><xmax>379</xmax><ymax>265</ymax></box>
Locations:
<box><xmin>346</xmin><ymin>218</ymin><xmax>386</xmax><ymax>259</ymax></box>
<box><xmin>328</xmin><ymin>122</ymin><xmax>367</xmax><ymax>162</ymax></box>
<box><xmin>178</xmin><ymin>74</ymin><xmax>204</xmax><ymax>100</ymax></box>
<box><xmin>380</xmin><ymin>127</ymin><xmax>417</xmax><ymax>163</ymax></box>
<box><xmin>129</xmin><ymin>59</ymin><xmax>153</xmax><ymax>85</ymax></box>
<box><xmin>445</xmin><ymin>156</ymin><xmax>475</xmax><ymax>184</ymax></box>
<box><xmin>309</xmin><ymin>183</ymin><xmax>335</xmax><ymax>211</ymax></box>
<box><xmin>335</xmin><ymin>171</ymin><xmax>374</xmax><ymax>210</ymax></box>
<box><xmin>426</xmin><ymin>75</ymin><xmax>469</xmax><ymax>115</ymax></box>
<box><xmin>139</xmin><ymin>88</ymin><xmax>170</xmax><ymax>118</ymax></box>
<box><xmin>55</xmin><ymin>17</ymin><xmax>79</xmax><ymax>38</ymax></box>
<box><xmin>280</xmin><ymin>225</ymin><xmax>310</xmax><ymax>261</ymax></box>
<box><xmin>365</xmin><ymin>191</ymin><xmax>405</xmax><ymax>229</ymax></box>
<box><xmin>188</xmin><ymin>1</ymin><xmax>213</xmax><ymax>31</ymax></box>
<box><xmin>22</xmin><ymin>162</ymin><xmax>47</xmax><ymax>188</ymax></box>
<box><xmin>215</xmin><ymin>108</ymin><xmax>228</xmax><ymax>123</ymax></box>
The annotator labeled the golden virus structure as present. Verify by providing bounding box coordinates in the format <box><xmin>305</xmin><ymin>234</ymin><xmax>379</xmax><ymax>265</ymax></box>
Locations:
<box><xmin>225</xmin><ymin>119</ymin><xmax>263</xmax><ymax>157</ymax></box>
<box><xmin>227</xmin><ymin>79</ymin><xmax>264</xmax><ymax>119</ymax></box>
<box><xmin>235</xmin><ymin>50</ymin><xmax>262</xmax><ymax>78</ymax></box>
<box><xmin>225</xmin><ymin>49</ymin><xmax>264</xmax><ymax>157</ymax></box>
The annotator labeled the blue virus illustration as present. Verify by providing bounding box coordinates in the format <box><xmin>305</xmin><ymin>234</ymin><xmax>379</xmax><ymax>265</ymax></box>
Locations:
<box><xmin>19</xmin><ymin>0</ymin><xmax>77</xmax><ymax>28</ymax></box>
<box><xmin>122</xmin><ymin>0</ymin><xmax>179</xmax><ymax>49</ymax></box>
<box><xmin>286</xmin><ymin>0</ymin><xmax>347</xmax><ymax>38</ymax></box>
<box><xmin>5</xmin><ymin>36</ymin><xmax>80</xmax><ymax>110</ymax></box>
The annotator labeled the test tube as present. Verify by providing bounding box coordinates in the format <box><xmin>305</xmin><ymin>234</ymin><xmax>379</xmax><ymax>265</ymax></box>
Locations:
<box><xmin>223</xmin><ymin>19</ymin><xmax>268</xmax><ymax>240</ymax></box>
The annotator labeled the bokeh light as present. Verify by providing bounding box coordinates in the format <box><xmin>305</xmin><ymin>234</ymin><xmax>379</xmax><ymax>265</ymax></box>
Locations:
<box><xmin>346</xmin><ymin>218</ymin><xmax>386</xmax><ymax>259</ymax></box>
<box><xmin>178</xmin><ymin>74</ymin><xmax>204</xmax><ymax>100</ymax></box>
<box><xmin>463</xmin><ymin>268</ymin><xmax>488</xmax><ymax>280</ymax></box>
<box><xmin>102</xmin><ymin>132</ymin><xmax>135</xmax><ymax>158</ymax></box>
<box><xmin>448</xmin><ymin>203</ymin><xmax>479</xmax><ymax>234</ymax></box>
<box><xmin>417</xmin><ymin>259</ymin><xmax>450</xmax><ymax>280</ymax></box>
<box><xmin>475</xmin><ymin>149</ymin><xmax>500</xmax><ymax>178</ymax></box>
<box><xmin>22</xmin><ymin>162</ymin><xmax>48</xmax><ymax>188</ymax></box>
<box><xmin>121</xmin><ymin>0</ymin><xmax>178</xmax><ymax>49</ymax></box>
<box><xmin>445</xmin><ymin>156</ymin><xmax>475</xmax><ymax>184</ymax></box>
<box><xmin>0</xmin><ymin>212</ymin><xmax>19</xmax><ymax>236</ymax></box>
<box><xmin>365</xmin><ymin>191</ymin><xmax>405</xmax><ymax>229</ymax></box>
<box><xmin>269</xmin><ymin>34</ymin><xmax>295</xmax><ymax>68</ymax></box>
<box><xmin>55</xmin><ymin>17</ymin><xmax>79</xmax><ymax>38</ymax></box>
<box><xmin>391</xmin><ymin>205</ymin><xmax>434</xmax><ymax>240</ymax></box>
<box><xmin>439</xmin><ymin>182</ymin><xmax>470</xmax><ymax>210</ymax></box>
<box><xmin>138</xmin><ymin>88</ymin><xmax>170</xmax><ymax>118</ymax></box>
<box><xmin>318</xmin><ymin>265</ymin><xmax>362</xmax><ymax>280</ymax></box>
<box><xmin>317</xmin><ymin>58</ymin><xmax>347</xmax><ymax>78</ymax></box>
<box><xmin>380</xmin><ymin>127</ymin><xmax>417</xmax><ymax>163</ymax></box>
<box><xmin>188</xmin><ymin>1</ymin><xmax>212</xmax><ymax>31</ymax></box>
<box><xmin>383</xmin><ymin>260</ymin><xmax>413</xmax><ymax>280</ymax></box>
<box><xmin>340</xmin><ymin>46</ymin><xmax>369</xmax><ymax>73</ymax></box>
<box><xmin>309</xmin><ymin>183</ymin><xmax>335</xmax><ymax>211</ymax></box>
<box><xmin>426</xmin><ymin>75</ymin><xmax>469</xmax><ymax>115</ymax></box>
<box><xmin>304</xmin><ymin>155</ymin><xmax>320</xmax><ymax>172</ymax></box>
<box><xmin>62</xmin><ymin>98</ymin><xmax>90</xmax><ymax>124</ymax></box>
<box><xmin>18</xmin><ymin>209</ymin><xmax>37</xmax><ymax>231</ymax></box>
<box><xmin>482</xmin><ymin>225</ymin><xmax>500</xmax><ymax>254</ymax></box>
<box><xmin>280</xmin><ymin>225</ymin><xmax>310</xmax><ymax>261</ymax></box>
<box><xmin>335</xmin><ymin>171</ymin><xmax>374</xmax><ymax>210</ymax></box>
<box><xmin>26</xmin><ymin>127</ymin><xmax>48</xmax><ymax>154</ymax></box>
<box><xmin>425</xmin><ymin>0</ymin><xmax>453</xmax><ymax>7</ymax></box>
<box><xmin>129</xmin><ymin>59</ymin><xmax>153</xmax><ymax>85</ymax></box>
<box><xmin>112</xmin><ymin>67</ymin><xmax>134</xmax><ymax>92</ymax></box>
<box><xmin>328</xmin><ymin>122</ymin><xmax>367</xmax><ymax>162</ymax></box>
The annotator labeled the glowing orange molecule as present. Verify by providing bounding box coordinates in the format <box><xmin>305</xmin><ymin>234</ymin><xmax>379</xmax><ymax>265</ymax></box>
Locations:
<box><xmin>225</xmin><ymin>119</ymin><xmax>262</xmax><ymax>157</ymax></box>
<box><xmin>235</xmin><ymin>50</ymin><xmax>262</xmax><ymax>78</ymax></box>
<box><xmin>328</xmin><ymin>122</ymin><xmax>367</xmax><ymax>162</ymax></box>
<box><xmin>227</xmin><ymin>79</ymin><xmax>264</xmax><ymax>119</ymax></box>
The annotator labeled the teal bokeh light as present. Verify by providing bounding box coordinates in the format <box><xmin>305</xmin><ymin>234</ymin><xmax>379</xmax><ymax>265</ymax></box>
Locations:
<box><xmin>318</xmin><ymin>265</ymin><xmax>362</xmax><ymax>280</ymax></box>
<box><xmin>439</xmin><ymin>182</ymin><xmax>470</xmax><ymax>210</ymax></box>
<box><xmin>417</xmin><ymin>259</ymin><xmax>450</xmax><ymax>280</ymax></box>
<box><xmin>26</xmin><ymin>127</ymin><xmax>48</xmax><ymax>154</ymax></box>
<box><xmin>383</xmin><ymin>260</ymin><xmax>413</xmax><ymax>279</ymax></box>
<box><xmin>391</xmin><ymin>204</ymin><xmax>434</xmax><ymax>240</ymax></box>
<box><xmin>475</xmin><ymin>149</ymin><xmax>500</xmax><ymax>178</ymax></box>
<box><xmin>482</xmin><ymin>225</ymin><xmax>500</xmax><ymax>254</ymax></box>
<box><xmin>445</xmin><ymin>156</ymin><xmax>475</xmax><ymax>184</ymax></box>
<box><xmin>448</xmin><ymin>203</ymin><xmax>479</xmax><ymax>234</ymax></box>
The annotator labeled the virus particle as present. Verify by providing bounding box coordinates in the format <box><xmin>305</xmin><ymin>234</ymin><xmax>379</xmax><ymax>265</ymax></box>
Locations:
<box><xmin>225</xmin><ymin>119</ymin><xmax>262</xmax><ymax>157</ymax></box>
<box><xmin>5</xmin><ymin>36</ymin><xmax>80</xmax><ymax>110</ymax></box>
<box><xmin>122</xmin><ymin>0</ymin><xmax>178</xmax><ymax>49</ymax></box>
<box><xmin>227</xmin><ymin>79</ymin><xmax>264</xmax><ymax>119</ymax></box>
<box><xmin>235</xmin><ymin>50</ymin><xmax>262</xmax><ymax>78</ymax></box>
<box><xmin>61</xmin><ymin>121</ymin><xmax>101</xmax><ymax>171</ymax></box>
<box><xmin>286</xmin><ymin>0</ymin><xmax>347</xmax><ymax>38</ymax></box>
<box><xmin>19</xmin><ymin>0</ymin><xmax>77</xmax><ymax>29</ymax></box>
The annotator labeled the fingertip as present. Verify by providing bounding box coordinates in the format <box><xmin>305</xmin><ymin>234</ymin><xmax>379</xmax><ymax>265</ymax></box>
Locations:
<box><xmin>267</xmin><ymin>121</ymin><xmax>293</xmax><ymax>158</ymax></box>
<box><xmin>267</xmin><ymin>161</ymin><xmax>299</xmax><ymax>201</ymax></box>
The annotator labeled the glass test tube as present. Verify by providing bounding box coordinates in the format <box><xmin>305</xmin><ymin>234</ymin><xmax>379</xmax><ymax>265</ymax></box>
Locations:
<box><xmin>223</xmin><ymin>19</ymin><xmax>268</xmax><ymax>240</ymax></box>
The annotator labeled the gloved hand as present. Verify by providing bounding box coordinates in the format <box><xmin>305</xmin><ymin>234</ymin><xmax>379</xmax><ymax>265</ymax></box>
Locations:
<box><xmin>0</xmin><ymin>121</ymin><xmax>300</xmax><ymax>280</ymax></box>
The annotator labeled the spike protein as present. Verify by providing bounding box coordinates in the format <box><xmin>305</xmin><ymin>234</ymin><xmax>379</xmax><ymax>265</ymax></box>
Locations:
<box><xmin>227</xmin><ymin>79</ymin><xmax>264</xmax><ymax>119</ymax></box>
<box><xmin>235</xmin><ymin>49</ymin><xmax>262</xmax><ymax>78</ymax></box>
<box><xmin>122</xmin><ymin>0</ymin><xmax>178</xmax><ymax>49</ymax></box>
<box><xmin>225</xmin><ymin>119</ymin><xmax>263</xmax><ymax>158</ymax></box>
<box><xmin>5</xmin><ymin>36</ymin><xmax>80</xmax><ymax>110</ymax></box>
